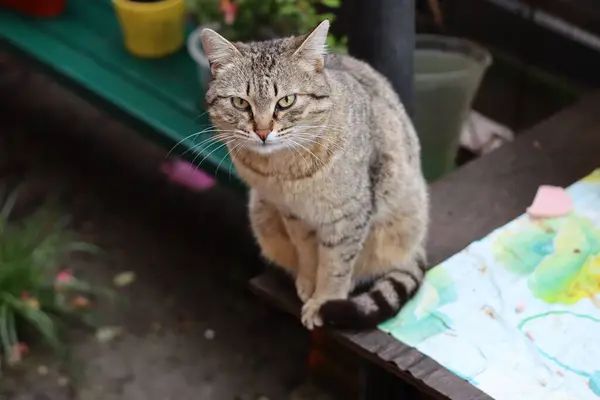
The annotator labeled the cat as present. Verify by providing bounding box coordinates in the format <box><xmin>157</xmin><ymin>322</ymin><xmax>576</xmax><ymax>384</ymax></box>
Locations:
<box><xmin>201</xmin><ymin>20</ymin><xmax>429</xmax><ymax>330</ymax></box>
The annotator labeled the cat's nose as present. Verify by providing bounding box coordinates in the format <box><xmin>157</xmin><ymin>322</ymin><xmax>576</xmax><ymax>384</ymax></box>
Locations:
<box><xmin>255</xmin><ymin>129</ymin><xmax>271</xmax><ymax>141</ymax></box>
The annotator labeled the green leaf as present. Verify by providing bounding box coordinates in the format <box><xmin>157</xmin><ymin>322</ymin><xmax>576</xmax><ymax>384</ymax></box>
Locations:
<box><xmin>280</xmin><ymin>4</ymin><xmax>301</xmax><ymax>16</ymax></box>
<box><xmin>2</xmin><ymin>293</ymin><xmax>62</xmax><ymax>352</ymax></box>
<box><xmin>0</xmin><ymin>304</ymin><xmax>15</xmax><ymax>364</ymax></box>
<box><xmin>0</xmin><ymin>194</ymin><xmax>109</xmax><ymax>375</ymax></box>
<box><xmin>0</xmin><ymin>187</ymin><xmax>19</xmax><ymax>221</ymax></box>
<box><xmin>58</xmin><ymin>278</ymin><xmax>117</xmax><ymax>302</ymax></box>
<box><xmin>6</xmin><ymin>307</ymin><xmax>17</xmax><ymax>348</ymax></box>
<box><xmin>321</xmin><ymin>0</ymin><xmax>341</xmax><ymax>8</ymax></box>
<box><xmin>317</xmin><ymin>12</ymin><xmax>336</xmax><ymax>23</ymax></box>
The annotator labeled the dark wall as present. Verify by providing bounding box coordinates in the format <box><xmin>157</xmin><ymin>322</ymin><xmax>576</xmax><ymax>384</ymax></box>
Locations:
<box><xmin>444</xmin><ymin>0</ymin><xmax>600</xmax><ymax>89</ymax></box>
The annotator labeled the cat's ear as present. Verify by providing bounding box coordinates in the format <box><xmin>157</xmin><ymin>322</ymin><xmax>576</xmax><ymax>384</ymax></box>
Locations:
<box><xmin>200</xmin><ymin>28</ymin><xmax>241</xmax><ymax>75</ymax></box>
<box><xmin>293</xmin><ymin>20</ymin><xmax>330</xmax><ymax>71</ymax></box>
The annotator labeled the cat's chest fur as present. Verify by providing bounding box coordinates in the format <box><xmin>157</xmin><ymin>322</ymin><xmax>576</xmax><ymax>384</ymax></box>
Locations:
<box><xmin>236</xmin><ymin>158</ymin><xmax>368</xmax><ymax>226</ymax></box>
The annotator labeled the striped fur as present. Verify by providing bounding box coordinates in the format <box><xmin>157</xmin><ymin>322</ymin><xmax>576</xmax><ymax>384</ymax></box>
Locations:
<box><xmin>202</xmin><ymin>21</ymin><xmax>429</xmax><ymax>330</ymax></box>
<box><xmin>320</xmin><ymin>259</ymin><xmax>427</xmax><ymax>329</ymax></box>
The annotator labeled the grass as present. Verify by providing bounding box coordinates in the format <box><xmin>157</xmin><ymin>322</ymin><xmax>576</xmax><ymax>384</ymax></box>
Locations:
<box><xmin>0</xmin><ymin>187</ymin><xmax>108</xmax><ymax>372</ymax></box>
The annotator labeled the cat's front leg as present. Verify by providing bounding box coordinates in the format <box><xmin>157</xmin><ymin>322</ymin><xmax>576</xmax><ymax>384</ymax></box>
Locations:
<box><xmin>301</xmin><ymin>209</ymin><xmax>372</xmax><ymax>330</ymax></box>
<box><xmin>283</xmin><ymin>215</ymin><xmax>317</xmax><ymax>303</ymax></box>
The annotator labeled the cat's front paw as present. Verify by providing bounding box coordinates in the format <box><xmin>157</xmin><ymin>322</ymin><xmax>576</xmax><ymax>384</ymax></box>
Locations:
<box><xmin>295</xmin><ymin>276</ymin><xmax>314</xmax><ymax>303</ymax></box>
<box><xmin>301</xmin><ymin>297</ymin><xmax>326</xmax><ymax>330</ymax></box>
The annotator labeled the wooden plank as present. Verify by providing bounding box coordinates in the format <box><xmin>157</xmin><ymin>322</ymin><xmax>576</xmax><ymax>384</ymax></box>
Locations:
<box><xmin>427</xmin><ymin>89</ymin><xmax>600</xmax><ymax>265</ymax></box>
<box><xmin>251</xmin><ymin>90</ymin><xmax>600</xmax><ymax>399</ymax></box>
<box><xmin>251</xmin><ymin>271</ymin><xmax>489</xmax><ymax>400</ymax></box>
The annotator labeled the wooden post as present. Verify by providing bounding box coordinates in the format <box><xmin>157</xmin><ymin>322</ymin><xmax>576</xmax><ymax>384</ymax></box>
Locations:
<box><xmin>345</xmin><ymin>0</ymin><xmax>415</xmax><ymax>116</ymax></box>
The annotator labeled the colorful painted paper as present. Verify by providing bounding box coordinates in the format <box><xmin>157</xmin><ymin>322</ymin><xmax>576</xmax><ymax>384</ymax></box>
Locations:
<box><xmin>380</xmin><ymin>169</ymin><xmax>600</xmax><ymax>400</ymax></box>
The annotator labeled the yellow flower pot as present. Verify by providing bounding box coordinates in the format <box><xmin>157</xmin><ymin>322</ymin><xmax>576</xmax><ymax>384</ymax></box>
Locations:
<box><xmin>112</xmin><ymin>0</ymin><xmax>185</xmax><ymax>58</ymax></box>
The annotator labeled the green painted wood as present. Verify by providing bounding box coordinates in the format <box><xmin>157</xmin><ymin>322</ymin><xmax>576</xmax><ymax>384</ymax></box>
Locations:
<box><xmin>0</xmin><ymin>0</ymin><xmax>244</xmax><ymax>189</ymax></box>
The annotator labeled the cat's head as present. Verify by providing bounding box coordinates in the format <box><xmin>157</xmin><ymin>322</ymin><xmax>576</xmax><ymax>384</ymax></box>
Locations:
<box><xmin>201</xmin><ymin>20</ymin><xmax>333</xmax><ymax>155</ymax></box>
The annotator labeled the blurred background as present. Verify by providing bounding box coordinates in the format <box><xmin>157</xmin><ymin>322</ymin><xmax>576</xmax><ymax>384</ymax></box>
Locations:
<box><xmin>0</xmin><ymin>0</ymin><xmax>599</xmax><ymax>399</ymax></box>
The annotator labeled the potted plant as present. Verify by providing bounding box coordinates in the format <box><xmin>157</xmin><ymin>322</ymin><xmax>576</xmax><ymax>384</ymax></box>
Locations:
<box><xmin>185</xmin><ymin>0</ymin><xmax>347</xmax><ymax>92</ymax></box>
<box><xmin>0</xmin><ymin>190</ymin><xmax>108</xmax><ymax>370</ymax></box>
<box><xmin>112</xmin><ymin>0</ymin><xmax>187</xmax><ymax>58</ymax></box>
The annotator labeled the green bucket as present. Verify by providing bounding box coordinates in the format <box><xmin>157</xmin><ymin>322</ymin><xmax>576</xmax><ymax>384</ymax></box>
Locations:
<box><xmin>413</xmin><ymin>35</ymin><xmax>492</xmax><ymax>181</ymax></box>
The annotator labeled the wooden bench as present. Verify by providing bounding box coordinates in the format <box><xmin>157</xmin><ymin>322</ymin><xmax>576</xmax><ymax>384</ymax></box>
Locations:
<box><xmin>251</xmin><ymin>90</ymin><xmax>600</xmax><ymax>399</ymax></box>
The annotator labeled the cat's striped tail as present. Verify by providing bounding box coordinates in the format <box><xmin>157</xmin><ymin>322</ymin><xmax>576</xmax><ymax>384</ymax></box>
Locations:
<box><xmin>319</xmin><ymin>259</ymin><xmax>427</xmax><ymax>330</ymax></box>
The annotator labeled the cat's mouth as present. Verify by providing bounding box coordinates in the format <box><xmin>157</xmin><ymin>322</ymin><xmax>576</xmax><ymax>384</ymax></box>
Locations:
<box><xmin>243</xmin><ymin>129</ymin><xmax>288</xmax><ymax>154</ymax></box>
<box><xmin>249</xmin><ymin>138</ymin><xmax>288</xmax><ymax>155</ymax></box>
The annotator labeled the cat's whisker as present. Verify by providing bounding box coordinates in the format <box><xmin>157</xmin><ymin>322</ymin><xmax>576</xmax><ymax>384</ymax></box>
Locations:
<box><xmin>292</xmin><ymin>136</ymin><xmax>329</xmax><ymax>149</ymax></box>
<box><xmin>194</xmin><ymin>131</ymin><xmax>234</xmax><ymax>144</ymax></box>
<box><xmin>194</xmin><ymin>110</ymin><xmax>211</xmax><ymax>121</ymax></box>
<box><xmin>166</xmin><ymin>127</ymin><xmax>220</xmax><ymax>157</ymax></box>
<box><xmin>299</xmin><ymin>132</ymin><xmax>344</xmax><ymax>147</ymax></box>
<box><xmin>186</xmin><ymin>130</ymin><xmax>241</xmax><ymax>150</ymax></box>
<box><xmin>293</xmin><ymin>135</ymin><xmax>344</xmax><ymax>159</ymax></box>
<box><xmin>190</xmin><ymin>130</ymin><xmax>239</xmax><ymax>144</ymax></box>
<box><xmin>189</xmin><ymin>139</ymin><xmax>218</xmax><ymax>168</ymax></box>
<box><xmin>296</xmin><ymin>124</ymin><xmax>347</xmax><ymax>133</ymax></box>
<box><xmin>191</xmin><ymin>139</ymin><xmax>236</xmax><ymax>173</ymax></box>
<box><xmin>307</xmin><ymin>129</ymin><xmax>346</xmax><ymax>143</ymax></box>
<box><xmin>182</xmin><ymin>134</ymin><xmax>233</xmax><ymax>157</ymax></box>
<box><xmin>188</xmin><ymin>136</ymin><xmax>232</xmax><ymax>165</ymax></box>
<box><xmin>293</xmin><ymin>132</ymin><xmax>345</xmax><ymax>153</ymax></box>
<box><xmin>293</xmin><ymin>127</ymin><xmax>348</xmax><ymax>147</ymax></box>
<box><xmin>215</xmin><ymin>140</ymin><xmax>240</xmax><ymax>177</ymax></box>
<box><xmin>296</xmin><ymin>124</ymin><xmax>340</xmax><ymax>129</ymax></box>
<box><xmin>166</xmin><ymin>127</ymin><xmax>239</xmax><ymax>157</ymax></box>
<box><xmin>285</xmin><ymin>140</ymin><xmax>311</xmax><ymax>170</ymax></box>
<box><xmin>188</xmin><ymin>133</ymin><xmax>229</xmax><ymax>149</ymax></box>
<box><xmin>289</xmin><ymin>138</ymin><xmax>324</xmax><ymax>168</ymax></box>
<box><xmin>229</xmin><ymin>142</ymin><xmax>247</xmax><ymax>180</ymax></box>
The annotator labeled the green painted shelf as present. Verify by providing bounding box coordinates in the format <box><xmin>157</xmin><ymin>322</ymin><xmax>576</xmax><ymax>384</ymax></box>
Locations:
<box><xmin>0</xmin><ymin>0</ymin><xmax>244</xmax><ymax>190</ymax></box>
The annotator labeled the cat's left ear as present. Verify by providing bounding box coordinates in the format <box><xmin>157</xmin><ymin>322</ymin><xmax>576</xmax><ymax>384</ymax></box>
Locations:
<box><xmin>200</xmin><ymin>28</ymin><xmax>241</xmax><ymax>75</ymax></box>
<box><xmin>293</xmin><ymin>20</ymin><xmax>330</xmax><ymax>72</ymax></box>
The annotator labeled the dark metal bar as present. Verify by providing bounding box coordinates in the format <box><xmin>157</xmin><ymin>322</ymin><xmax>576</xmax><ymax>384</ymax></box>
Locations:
<box><xmin>343</xmin><ymin>2</ymin><xmax>416</xmax><ymax>394</ymax></box>
<box><xmin>344</xmin><ymin>0</ymin><xmax>416</xmax><ymax>116</ymax></box>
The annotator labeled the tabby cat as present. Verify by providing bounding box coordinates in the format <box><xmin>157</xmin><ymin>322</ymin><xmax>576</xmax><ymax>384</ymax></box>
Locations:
<box><xmin>201</xmin><ymin>20</ymin><xmax>429</xmax><ymax>330</ymax></box>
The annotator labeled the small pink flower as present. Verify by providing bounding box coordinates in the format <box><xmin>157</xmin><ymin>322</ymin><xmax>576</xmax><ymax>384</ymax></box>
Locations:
<box><xmin>220</xmin><ymin>0</ymin><xmax>237</xmax><ymax>25</ymax></box>
<box><xmin>20</xmin><ymin>291</ymin><xmax>30</xmax><ymax>300</ymax></box>
<box><xmin>9</xmin><ymin>342</ymin><xmax>29</xmax><ymax>363</ymax></box>
<box><xmin>55</xmin><ymin>269</ymin><xmax>74</xmax><ymax>286</ymax></box>
<box><xmin>161</xmin><ymin>160</ymin><xmax>215</xmax><ymax>191</ymax></box>
<box><xmin>17</xmin><ymin>342</ymin><xmax>29</xmax><ymax>355</ymax></box>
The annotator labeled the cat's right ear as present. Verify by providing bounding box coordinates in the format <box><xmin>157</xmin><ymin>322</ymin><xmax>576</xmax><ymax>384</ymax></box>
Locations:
<box><xmin>293</xmin><ymin>20</ymin><xmax>330</xmax><ymax>72</ymax></box>
<box><xmin>200</xmin><ymin>29</ymin><xmax>240</xmax><ymax>75</ymax></box>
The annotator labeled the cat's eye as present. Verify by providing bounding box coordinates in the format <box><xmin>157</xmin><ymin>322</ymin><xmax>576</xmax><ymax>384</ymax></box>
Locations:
<box><xmin>231</xmin><ymin>97</ymin><xmax>250</xmax><ymax>111</ymax></box>
<box><xmin>277</xmin><ymin>95</ymin><xmax>297</xmax><ymax>110</ymax></box>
